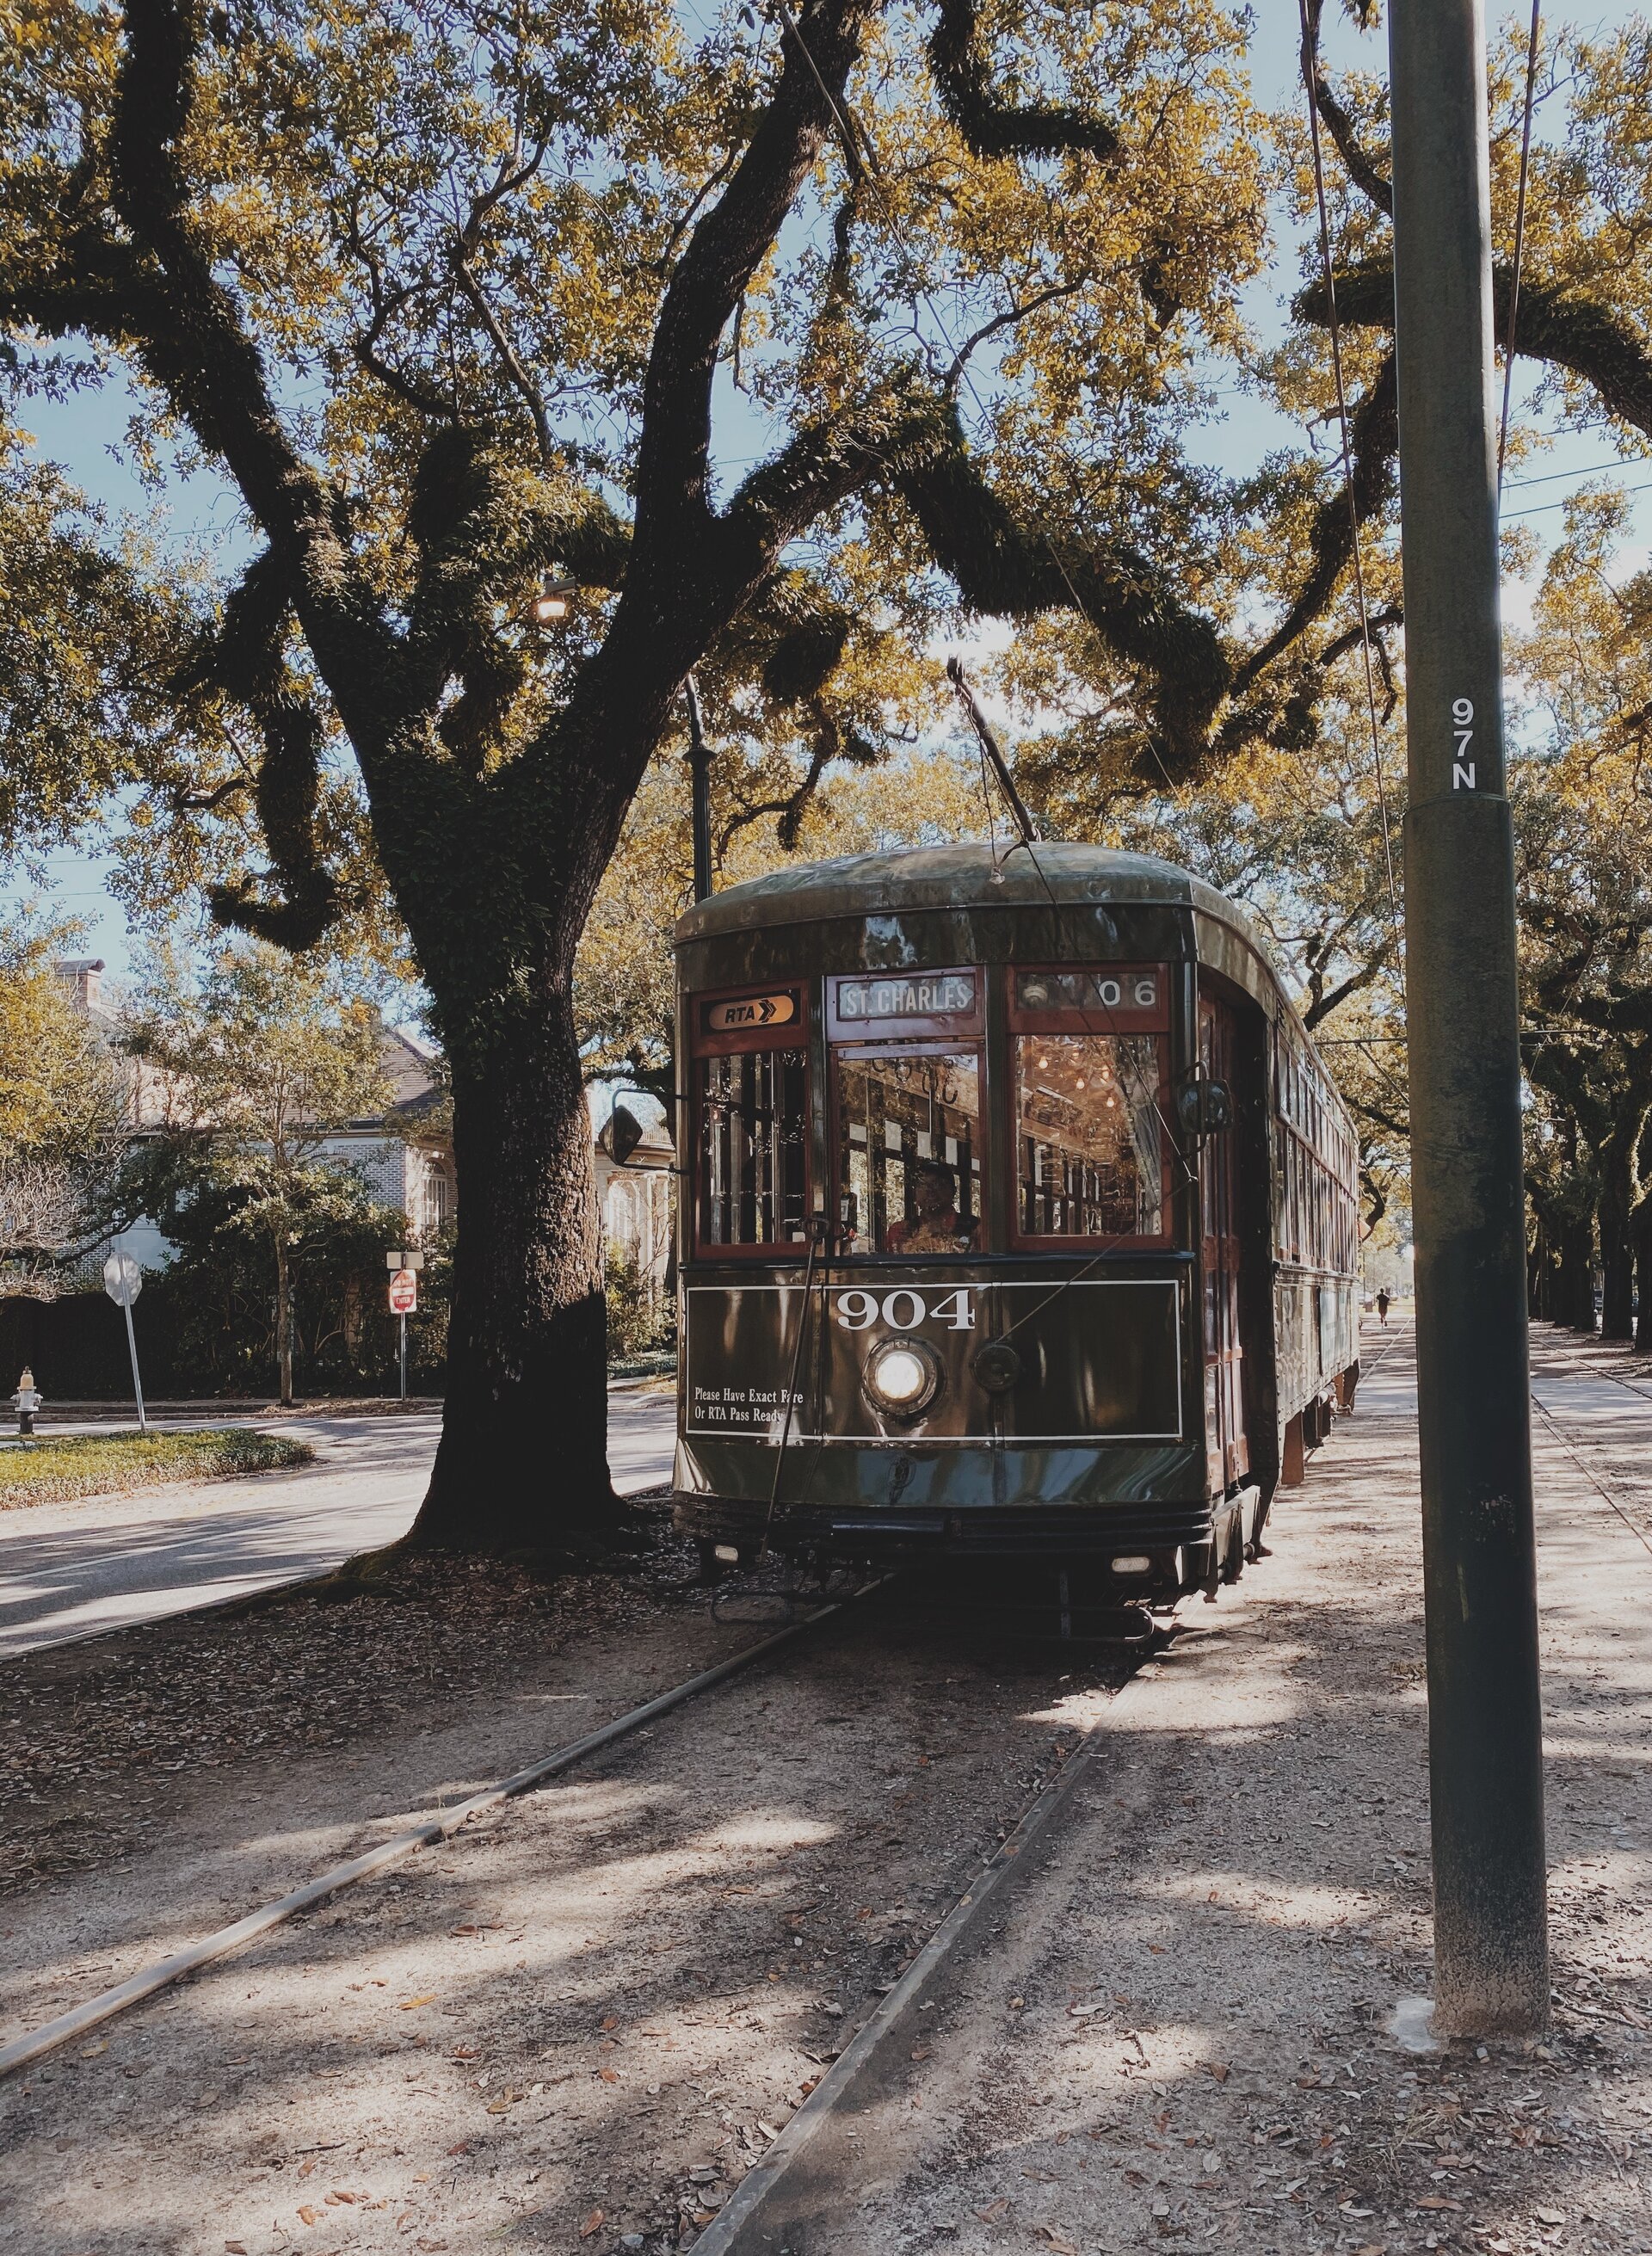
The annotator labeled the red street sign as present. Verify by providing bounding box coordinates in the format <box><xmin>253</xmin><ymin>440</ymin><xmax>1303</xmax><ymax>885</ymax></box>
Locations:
<box><xmin>388</xmin><ymin>1269</ymin><xmax>418</xmax><ymax>1315</ymax></box>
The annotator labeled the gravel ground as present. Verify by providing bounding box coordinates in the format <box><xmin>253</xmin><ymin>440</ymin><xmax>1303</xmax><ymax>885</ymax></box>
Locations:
<box><xmin>0</xmin><ymin>1511</ymin><xmax>1131</xmax><ymax>2253</ymax></box>
<box><xmin>741</xmin><ymin>1320</ymin><xmax>1652</xmax><ymax>2256</ymax></box>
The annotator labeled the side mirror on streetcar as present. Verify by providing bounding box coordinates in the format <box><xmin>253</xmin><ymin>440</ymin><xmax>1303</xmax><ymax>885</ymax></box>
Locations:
<box><xmin>1178</xmin><ymin>1078</ymin><xmax>1233</xmax><ymax>1141</ymax></box>
<box><xmin>599</xmin><ymin>1102</ymin><xmax>644</xmax><ymax>1166</ymax></box>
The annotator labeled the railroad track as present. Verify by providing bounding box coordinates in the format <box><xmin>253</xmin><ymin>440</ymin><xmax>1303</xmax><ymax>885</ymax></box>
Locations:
<box><xmin>0</xmin><ymin>1568</ymin><xmax>1151</xmax><ymax>2089</ymax></box>
<box><xmin>3</xmin><ymin>1390</ymin><xmax>1389</xmax><ymax>2242</ymax></box>
<box><xmin>0</xmin><ymin>1597</ymin><xmax>854</xmax><ymax>2080</ymax></box>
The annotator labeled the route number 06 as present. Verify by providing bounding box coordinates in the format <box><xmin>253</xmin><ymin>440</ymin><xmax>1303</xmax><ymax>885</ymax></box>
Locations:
<box><xmin>835</xmin><ymin>1288</ymin><xmax>976</xmax><ymax>1331</ymax></box>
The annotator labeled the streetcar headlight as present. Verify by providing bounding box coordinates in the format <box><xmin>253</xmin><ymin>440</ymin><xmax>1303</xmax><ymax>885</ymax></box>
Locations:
<box><xmin>863</xmin><ymin>1336</ymin><xmax>940</xmax><ymax>1417</ymax></box>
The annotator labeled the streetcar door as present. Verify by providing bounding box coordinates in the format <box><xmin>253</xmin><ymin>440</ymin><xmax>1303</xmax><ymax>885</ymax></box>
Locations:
<box><xmin>1199</xmin><ymin>997</ymin><xmax>1249</xmax><ymax>1491</ymax></box>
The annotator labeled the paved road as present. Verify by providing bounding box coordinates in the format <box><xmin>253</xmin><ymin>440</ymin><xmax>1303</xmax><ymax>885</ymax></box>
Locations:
<box><xmin>0</xmin><ymin>1390</ymin><xmax>677</xmax><ymax>1659</ymax></box>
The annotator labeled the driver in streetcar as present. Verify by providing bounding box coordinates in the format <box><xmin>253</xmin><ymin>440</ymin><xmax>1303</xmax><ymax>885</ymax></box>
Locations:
<box><xmin>887</xmin><ymin>1159</ymin><xmax>977</xmax><ymax>1253</ymax></box>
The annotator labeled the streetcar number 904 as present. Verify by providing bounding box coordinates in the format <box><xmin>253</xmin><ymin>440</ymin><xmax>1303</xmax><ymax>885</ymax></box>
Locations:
<box><xmin>834</xmin><ymin>1288</ymin><xmax>976</xmax><ymax>1331</ymax></box>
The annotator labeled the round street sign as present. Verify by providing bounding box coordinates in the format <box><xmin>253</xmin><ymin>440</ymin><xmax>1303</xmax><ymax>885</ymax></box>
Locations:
<box><xmin>103</xmin><ymin>1251</ymin><xmax>144</xmax><ymax>1309</ymax></box>
<box><xmin>388</xmin><ymin>1268</ymin><xmax>418</xmax><ymax>1316</ymax></box>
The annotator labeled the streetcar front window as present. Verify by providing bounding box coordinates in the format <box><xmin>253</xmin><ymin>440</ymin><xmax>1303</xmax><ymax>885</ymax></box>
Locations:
<box><xmin>836</xmin><ymin>1048</ymin><xmax>981</xmax><ymax>1255</ymax></box>
<box><xmin>1014</xmin><ymin>1033</ymin><xmax>1165</xmax><ymax>1242</ymax></box>
<box><xmin>698</xmin><ymin>1049</ymin><xmax>808</xmax><ymax>1248</ymax></box>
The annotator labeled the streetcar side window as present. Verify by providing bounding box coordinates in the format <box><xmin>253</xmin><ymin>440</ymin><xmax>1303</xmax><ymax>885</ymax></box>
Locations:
<box><xmin>1014</xmin><ymin>1034</ymin><xmax>1165</xmax><ymax>1242</ymax></box>
<box><xmin>1009</xmin><ymin>963</ymin><xmax>1170</xmax><ymax>1247</ymax></box>
<box><xmin>835</xmin><ymin>1047</ymin><xmax>981</xmax><ymax>1255</ymax></box>
<box><xmin>692</xmin><ymin>984</ymin><xmax>809</xmax><ymax>1254</ymax></box>
<box><xmin>697</xmin><ymin>1049</ymin><xmax>808</xmax><ymax>1249</ymax></box>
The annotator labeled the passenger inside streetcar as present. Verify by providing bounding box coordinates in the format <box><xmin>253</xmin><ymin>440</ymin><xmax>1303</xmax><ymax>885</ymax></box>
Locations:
<box><xmin>885</xmin><ymin>1159</ymin><xmax>979</xmax><ymax>1254</ymax></box>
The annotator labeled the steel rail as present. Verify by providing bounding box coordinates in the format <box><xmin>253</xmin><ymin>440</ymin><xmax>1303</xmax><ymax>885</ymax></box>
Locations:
<box><xmin>0</xmin><ymin>1596</ymin><xmax>860</xmax><ymax>2081</ymax></box>
<box><xmin>691</xmin><ymin>1319</ymin><xmax>1397</xmax><ymax>2252</ymax></box>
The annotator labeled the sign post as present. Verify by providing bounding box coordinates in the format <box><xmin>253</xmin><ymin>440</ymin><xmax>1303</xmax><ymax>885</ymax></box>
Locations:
<box><xmin>102</xmin><ymin>1249</ymin><xmax>147</xmax><ymax>1433</ymax></box>
<box><xmin>385</xmin><ymin>1250</ymin><xmax>424</xmax><ymax>1402</ymax></box>
<box><xmin>1389</xmin><ymin>0</ymin><xmax>1548</xmax><ymax>2034</ymax></box>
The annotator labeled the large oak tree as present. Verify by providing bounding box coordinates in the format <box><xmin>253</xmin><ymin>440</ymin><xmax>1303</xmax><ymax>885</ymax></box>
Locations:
<box><xmin>0</xmin><ymin>0</ymin><xmax>1439</xmax><ymax>1554</ymax></box>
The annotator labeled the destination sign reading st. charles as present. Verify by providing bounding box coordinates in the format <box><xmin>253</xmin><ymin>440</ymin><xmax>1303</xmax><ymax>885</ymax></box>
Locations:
<box><xmin>836</xmin><ymin>971</ymin><xmax>977</xmax><ymax>1020</ymax></box>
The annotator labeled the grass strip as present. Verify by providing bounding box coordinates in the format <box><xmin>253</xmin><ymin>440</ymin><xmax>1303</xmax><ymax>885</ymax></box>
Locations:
<box><xmin>0</xmin><ymin>1428</ymin><xmax>314</xmax><ymax>1508</ymax></box>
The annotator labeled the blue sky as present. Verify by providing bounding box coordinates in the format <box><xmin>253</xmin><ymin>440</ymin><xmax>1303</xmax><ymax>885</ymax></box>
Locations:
<box><xmin>7</xmin><ymin>2</ymin><xmax>1651</xmax><ymax>976</ymax></box>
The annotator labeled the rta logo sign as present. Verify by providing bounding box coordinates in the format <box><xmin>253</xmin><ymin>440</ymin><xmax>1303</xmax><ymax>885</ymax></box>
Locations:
<box><xmin>833</xmin><ymin>1288</ymin><xmax>977</xmax><ymax>1331</ymax></box>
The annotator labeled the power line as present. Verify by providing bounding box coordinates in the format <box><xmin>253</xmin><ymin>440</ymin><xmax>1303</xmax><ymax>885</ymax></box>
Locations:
<box><xmin>1498</xmin><ymin>2</ymin><xmax>1544</xmax><ymax>492</ymax></box>
<box><xmin>1503</xmin><ymin>476</ymin><xmax>1652</xmax><ymax>519</ymax></box>
<box><xmin>1298</xmin><ymin>0</ymin><xmax>1403</xmax><ymax>955</ymax></box>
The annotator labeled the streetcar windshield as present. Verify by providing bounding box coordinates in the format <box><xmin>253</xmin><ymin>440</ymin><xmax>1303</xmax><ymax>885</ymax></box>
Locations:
<box><xmin>836</xmin><ymin>1047</ymin><xmax>981</xmax><ymax>1255</ymax></box>
<box><xmin>698</xmin><ymin>1049</ymin><xmax>808</xmax><ymax>1248</ymax></box>
<box><xmin>1014</xmin><ymin>1033</ymin><xmax>1165</xmax><ymax>1242</ymax></box>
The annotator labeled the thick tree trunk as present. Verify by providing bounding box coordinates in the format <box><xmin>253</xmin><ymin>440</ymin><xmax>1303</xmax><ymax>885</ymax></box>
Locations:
<box><xmin>1636</xmin><ymin>1204</ymin><xmax>1652</xmax><ymax>1353</ymax></box>
<box><xmin>400</xmin><ymin>968</ymin><xmax>621</xmax><ymax>1557</ymax></box>
<box><xmin>1601</xmin><ymin>1158</ymin><xmax>1635</xmax><ymax>1341</ymax></box>
<box><xmin>1556</xmin><ymin>1211</ymin><xmax>1596</xmax><ymax>1331</ymax></box>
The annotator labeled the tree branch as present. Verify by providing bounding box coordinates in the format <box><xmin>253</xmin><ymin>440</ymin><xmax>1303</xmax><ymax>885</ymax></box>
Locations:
<box><xmin>629</xmin><ymin>0</ymin><xmax>876</xmax><ymax>561</ymax></box>
<box><xmin>108</xmin><ymin>0</ymin><xmax>332</xmax><ymax>546</ymax></box>
<box><xmin>928</xmin><ymin>0</ymin><xmax>1121</xmax><ymax>164</ymax></box>
<box><xmin>945</xmin><ymin>278</ymin><xmax>1089</xmax><ymax>391</ymax></box>
<box><xmin>1299</xmin><ymin>0</ymin><xmax>1392</xmax><ymax>217</ymax></box>
<box><xmin>1298</xmin><ymin>259</ymin><xmax>1652</xmax><ymax>440</ymax></box>
<box><xmin>891</xmin><ymin>412</ymin><xmax>1231</xmax><ymax>783</ymax></box>
<box><xmin>1231</xmin><ymin>354</ymin><xmax>1398</xmax><ymax>695</ymax></box>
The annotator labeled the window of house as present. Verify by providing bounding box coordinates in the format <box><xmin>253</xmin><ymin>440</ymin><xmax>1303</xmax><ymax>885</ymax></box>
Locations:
<box><xmin>693</xmin><ymin>986</ymin><xmax>808</xmax><ymax>1252</ymax></box>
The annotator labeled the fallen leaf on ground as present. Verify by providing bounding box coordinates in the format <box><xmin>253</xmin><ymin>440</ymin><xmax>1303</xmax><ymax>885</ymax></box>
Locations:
<box><xmin>296</xmin><ymin>2208</ymin><xmax>320</xmax><ymax>2228</ymax></box>
<box><xmin>449</xmin><ymin>2046</ymin><xmax>479</xmax><ymax>2061</ymax></box>
<box><xmin>911</xmin><ymin>2045</ymin><xmax>932</xmax><ymax>2060</ymax></box>
<box><xmin>579</xmin><ymin>2211</ymin><xmax>605</xmax><ymax>2239</ymax></box>
<box><xmin>1416</xmin><ymin>2197</ymin><xmax>1462</xmax><ymax>2212</ymax></box>
<box><xmin>600</xmin><ymin>2015</ymin><xmax>618</xmax><ymax>2031</ymax></box>
<box><xmin>598</xmin><ymin>2066</ymin><xmax>619</xmax><ymax>2083</ymax></box>
<box><xmin>1201</xmin><ymin>2062</ymin><xmax>1230</xmax><ymax>2082</ymax></box>
<box><xmin>1036</xmin><ymin>2231</ymin><xmax>1080</xmax><ymax>2254</ymax></box>
<box><xmin>225</xmin><ymin>2243</ymin><xmax>248</xmax><ymax>2253</ymax></box>
<box><xmin>1535</xmin><ymin>2210</ymin><xmax>1566</xmax><ymax>2228</ymax></box>
<box><xmin>80</xmin><ymin>2042</ymin><xmax>108</xmax><ymax>2059</ymax></box>
<box><xmin>399</xmin><ymin>1994</ymin><xmax>435</xmax><ymax>2012</ymax></box>
<box><xmin>975</xmin><ymin>2197</ymin><xmax>1010</xmax><ymax>2222</ymax></box>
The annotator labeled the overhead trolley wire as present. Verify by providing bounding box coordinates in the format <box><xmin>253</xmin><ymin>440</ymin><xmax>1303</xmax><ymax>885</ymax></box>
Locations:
<box><xmin>1499</xmin><ymin>2</ymin><xmax>1544</xmax><ymax>494</ymax></box>
<box><xmin>1298</xmin><ymin>0</ymin><xmax>1402</xmax><ymax>958</ymax></box>
<box><xmin>771</xmin><ymin>0</ymin><xmax>1183</xmax><ymax>800</ymax></box>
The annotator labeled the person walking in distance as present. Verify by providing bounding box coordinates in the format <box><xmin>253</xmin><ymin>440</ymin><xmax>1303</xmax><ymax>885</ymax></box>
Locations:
<box><xmin>1376</xmin><ymin>1289</ymin><xmax>1390</xmax><ymax>1329</ymax></box>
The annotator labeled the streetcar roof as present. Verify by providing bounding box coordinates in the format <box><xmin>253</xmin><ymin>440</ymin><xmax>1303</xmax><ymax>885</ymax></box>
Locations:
<box><xmin>675</xmin><ymin>841</ymin><xmax>1265</xmax><ymax>952</ymax></box>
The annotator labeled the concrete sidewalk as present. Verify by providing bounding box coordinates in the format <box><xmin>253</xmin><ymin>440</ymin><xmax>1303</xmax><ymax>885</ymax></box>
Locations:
<box><xmin>749</xmin><ymin>1318</ymin><xmax>1652</xmax><ymax>2256</ymax></box>
<box><xmin>0</xmin><ymin>1389</ymin><xmax>677</xmax><ymax>1657</ymax></box>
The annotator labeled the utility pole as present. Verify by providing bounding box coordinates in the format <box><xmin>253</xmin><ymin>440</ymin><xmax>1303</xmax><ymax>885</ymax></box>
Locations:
<box><xmin>1389</xmin><ymin>0</ymin><xmax>1548</xmax><ymax>2034</ymax></box>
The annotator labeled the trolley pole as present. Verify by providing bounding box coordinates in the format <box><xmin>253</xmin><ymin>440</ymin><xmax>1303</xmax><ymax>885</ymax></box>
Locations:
<box><xmin>684</xmin><ymin>674</ymin><xmax>714</xmax><ymax>903</ymax></box>
<box><xmin>1389</xmin><ymin>0</ymin><xmax>1548</xmax><ymax>2033</ymax></box>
